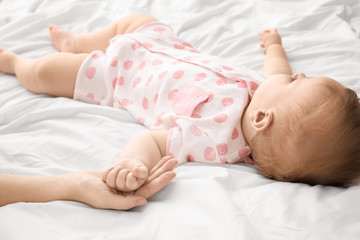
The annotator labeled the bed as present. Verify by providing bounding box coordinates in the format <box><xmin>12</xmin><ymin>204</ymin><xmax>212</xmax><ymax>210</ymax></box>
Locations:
<box><xmin>0</xmin><ymin>0</ymin><xmax>359</xmax><ymax>239</ymax></box>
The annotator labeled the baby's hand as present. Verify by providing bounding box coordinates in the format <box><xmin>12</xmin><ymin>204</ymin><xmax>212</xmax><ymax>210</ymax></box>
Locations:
<box><xmin>258</xmin><ymin>29</ymin><xmax>282</xmax><ymax>54</ymax></box>
<box><xmin>102</xmin><ymin>158</ymin><xmax>149</xmax><ymax>192</ymax></box>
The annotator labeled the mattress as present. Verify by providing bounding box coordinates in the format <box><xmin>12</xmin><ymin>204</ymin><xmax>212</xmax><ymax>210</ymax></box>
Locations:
<box><xmin>0</xmin><ymin>0</ymin><xmax>359</xmax><ymax>239</ymax></box>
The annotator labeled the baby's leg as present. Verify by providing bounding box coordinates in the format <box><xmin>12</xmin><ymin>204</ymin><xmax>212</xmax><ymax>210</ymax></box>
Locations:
<box><xmin>0</xmin><ymin>48</ymin><xmax>87</xmax><ymax>98</ymax></box>
<box><xmin>50</xmin><ymin>13</ymin><xmax>157</xmax><ymax>53</ymax></box>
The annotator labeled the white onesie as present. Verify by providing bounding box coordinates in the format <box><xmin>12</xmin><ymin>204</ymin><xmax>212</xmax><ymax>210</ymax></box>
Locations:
<box><xmin>74</xmin><ymin>22</ymin><xmax>265</xmax><ymax>164</ymax></box>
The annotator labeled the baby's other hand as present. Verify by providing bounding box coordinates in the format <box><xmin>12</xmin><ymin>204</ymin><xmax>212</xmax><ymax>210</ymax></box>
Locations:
<box><xmin>102</xmin><ymin>159</ymin><xmax>148</xmax><ymax>192</ymax></box>
<box><xmin>258</xmin><ymin>29</ymin><xmax>282</xmax><ymax>54</ymax></box>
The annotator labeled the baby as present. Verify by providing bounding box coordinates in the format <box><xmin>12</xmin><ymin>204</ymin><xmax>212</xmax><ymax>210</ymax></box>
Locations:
<box><xmin>0</xmin><ymin>14</ymin><xmax>359</xmax><ymax>190</ymax></box>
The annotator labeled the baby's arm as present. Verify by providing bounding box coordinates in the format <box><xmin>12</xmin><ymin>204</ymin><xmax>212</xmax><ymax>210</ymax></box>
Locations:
<box><xmin>102</xmin><ymin>130</ymin><xmax>168</xmax><ymax>192</ymax></box>
<box><xmin>258</xmin><ymin>29</ymin><xmax>293</xmax><ymax>77</ymax></box>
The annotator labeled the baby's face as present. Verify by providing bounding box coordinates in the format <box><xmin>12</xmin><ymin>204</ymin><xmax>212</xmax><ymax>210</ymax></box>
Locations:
<box><xmin>250</xmin><ymin>73</ymin><xmax>345</xmax><ymax>112</ymax></box>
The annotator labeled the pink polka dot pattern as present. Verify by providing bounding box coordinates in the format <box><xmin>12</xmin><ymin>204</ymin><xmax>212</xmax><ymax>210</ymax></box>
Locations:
<box><xmin>173</xmin><ymin>70</ymin><xmax>184</xmax><ymax>79</ymax></box>
<box><xmin>182</xmin><ymin>42</ymin><xmax>193</xmax><ymax>48</ymax></box>
<box><xmin>216</xmin><ymin>78</ymin><xmax>227</xmax><ymax>86</ymax></box>
<box><xmin>159</xmin><ymin>71</ymin><xmax>168</xmax><ymax>79</ymax></box>
<box><xmin>222</xmin><ymin>97</ymin><xmax>234</xmax><ymax>107</ymax></box>
<box><xmin>91</xmin><ymin>52</ymin><xmax>101</xmax><ymax>59</ymax></box>
<box><xmin>86</xmin><ymin>67</ymin><xmax>96</xmax><ymax>79</ymax></box>
<box><xmin>86</xmin><ymin>93</ymin><xmax>95</xmax><ymax>100</ymax></box>
<box><xmin>216</xmin><ymin>143</ymin><xmax>228</xmax><ymax>156</ymax></box>
<box><xmin>232</xmin><ymin>128</ymin><xmax>239</xmax><ymax>140</ymax></box>
<box><xmin>121</xmin><ymin>98</ymin><xmax>133</xmax><ymax>106</ymax></box>
<box><xmin>124</xmin><ymin>60</ymin><xmax>133</xmax><ymax>70</ymax></box>
<box><xmin>143</xmin><ymin>42</ymin><xmax>152</xmax><ymax>48</ymax></box>
<box><xmin>153</xmin><ymin>93</ymin><xmax>159</xmax><ymax>104</ymax></box>
<box><xmin>154</xmin><ymin>113</ymin><xmax>164</xmax><ymax>127</ymax></box>
<box><xmin>174</xmin><ymin>43</ymin><xmax>185</xmax><ymax>50</ymax></box>
<box><xmin>190</xmin><ymin>49</ymin><xmax>200</xmax><ymax>53</ymax></box>
<box><xmin>213</xmin><ymin>113</ymin><xmax>228</xmax><ymax>123</ymax></box>
<box><xmin>195</xmin><ymin>72</ymin><xmax>207</xmax><ymax>81</ymax></box>
<box><xmin>132</xmin><ymin>42</ymin><xmax>141</xmax><ymax>51</ymax></box>
<box><xmin>145</xmin><ymin>74</ymin><xmax>153</xmax><ymax>87</ymax></box>
<box><xmin>190</xmin><ymin>124</ymin><xmax>202</xmax><ymax>136</ymax></box>
<box><xmin>204</xmin><ymin>147</ymin><xmax>216</xmax><ymax>161</ymax></box>
<box><xmin>154</xmin><ymin>26</ymin><xmax>166</xmax><ymax>33</ymax></box>
<box><xmin>142</xmin><ymin>97</ymin><xmax>149</xmax><ymax>110</ymax></box>
<box><xmin>222</xmin><ymin>65</ymin><xmax>234</xmax><ymax>71</ymax></box>
<box><xmin>112</xmin><ymin>78</ymin><xmax>117</xmax><ymax>89</ymax></box>
<box><xmin>115</xmin><ymin>76</ymin><xmax>124</xmax><ymax>86</ymax></box>
<box><xmin>250</xmin><ymin>81</ymin><xmax>259</xmax><ymax>90</ymax></box>
<box><xmin>139</xmin><ymin>60</ymin><xmax>146</xmax><ymax>70</ymax></box>
<box><xmin>110</xmin><ymin>56</ymin><xmax>118</xmax><ymax>67</ymax></box>
<box><xmin>152</xmin><ymin>59</ymin><xmax>163</xmax><ymax>65</ymax></box>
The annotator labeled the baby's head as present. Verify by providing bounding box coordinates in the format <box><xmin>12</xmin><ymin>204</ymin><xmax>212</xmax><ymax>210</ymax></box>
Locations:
<box><xmin>242</xmin><ymin>73</ymin><xmax>360</xmax><ymax>186</ymax></box>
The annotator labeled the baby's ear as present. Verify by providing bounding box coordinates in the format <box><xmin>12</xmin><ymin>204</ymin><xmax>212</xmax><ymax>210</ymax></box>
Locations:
<box><xmin>250</xmin><ymin>109</ymin><xmax>274</xmax><ymax>132</ymax></box>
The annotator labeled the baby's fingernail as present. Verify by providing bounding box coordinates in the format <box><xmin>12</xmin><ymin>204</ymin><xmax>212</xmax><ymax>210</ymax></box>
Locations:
<box><xmin>136</xmin><ymin>199</ymin><xmax>147</xmax><ymax>207</ymax></box>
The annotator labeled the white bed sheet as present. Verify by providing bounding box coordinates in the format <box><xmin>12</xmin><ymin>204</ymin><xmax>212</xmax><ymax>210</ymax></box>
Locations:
<box><xmin>0</xmin><ymin>0</ymin><xmax>359</xmax><ymax>239</ymax></box>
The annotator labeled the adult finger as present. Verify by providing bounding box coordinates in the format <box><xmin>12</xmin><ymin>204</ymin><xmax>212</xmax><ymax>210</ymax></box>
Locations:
<box><xmin>102</xmin><ymin>167</ymin><xmax>114</xmax><ymax>182</ymax></box>
<box><xmin>100</xmin><ymin>193</ymin><xmax>147</xmax><ymax>210</ymax></box>
<box><xmin>148</xmin><ymin>156</ymin><xmax>172</xmax><ymax>176</ymax></box>
<box><xmin>146</xmin><ymin>158</ymin><xmax>178</xmax><ymax>183</ymax></box>
<box><xmin>135</xmin><ymin>171</ymin><xmax>176</xmax><ymax>199</ymax></box>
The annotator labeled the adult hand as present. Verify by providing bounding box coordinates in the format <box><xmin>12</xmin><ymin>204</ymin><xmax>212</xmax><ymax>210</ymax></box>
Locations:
<box><xmin>69</xmin><ymin>156</ymin><xmax>177</xmax><ymax>210</ymax></box>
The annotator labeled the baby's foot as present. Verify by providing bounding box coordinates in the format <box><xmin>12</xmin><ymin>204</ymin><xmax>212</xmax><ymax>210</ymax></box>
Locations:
<box><xmin>49</xmin><ymin>25</ymin><xmax>77</xmax><ymax>53</ymax></box>
<box><xmin>102</xmin><ymin>159</ymin><xmax>149</xmax><ymax>192</ymax></box>
<box><xmin>0</xmin><ymin>48</ymin><xmax>18</xmax><ymax>74</ymax></box>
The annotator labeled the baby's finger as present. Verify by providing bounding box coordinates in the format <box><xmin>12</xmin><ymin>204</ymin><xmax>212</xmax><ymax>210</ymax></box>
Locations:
<box><xmin>258</xmin><ymin>29</ymin><xmax>270</xmax><ymax>37</ymax></box>
<box><xmin>106</xmin><ymin>166</ymin><xmax>123</xmax><ymax>189</ymax></box>
<box><xmin>125</xmin><ymin>172</ymin><xmax>142</xmax><ymax>191</ymax></box>
<box><xmin>115</xmin><ymin>168</ymin><xmax>130</xmax><ymax>190</ymax></box>
<box><xmin>258</xmin><ymin>30</ymin><xmax>265</xmax><ymax>36</ymax></box>
<box><xmin>133</xmin><ymin>166</ymin><xmax>148</xmax><ymax>179</ymax></box>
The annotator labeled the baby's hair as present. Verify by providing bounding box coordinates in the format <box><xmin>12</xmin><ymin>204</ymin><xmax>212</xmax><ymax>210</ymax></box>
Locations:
<box><xmin>252</xmin><ymin>85</ymin><xmax>360</xmax><ymax>187</ymax></box>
